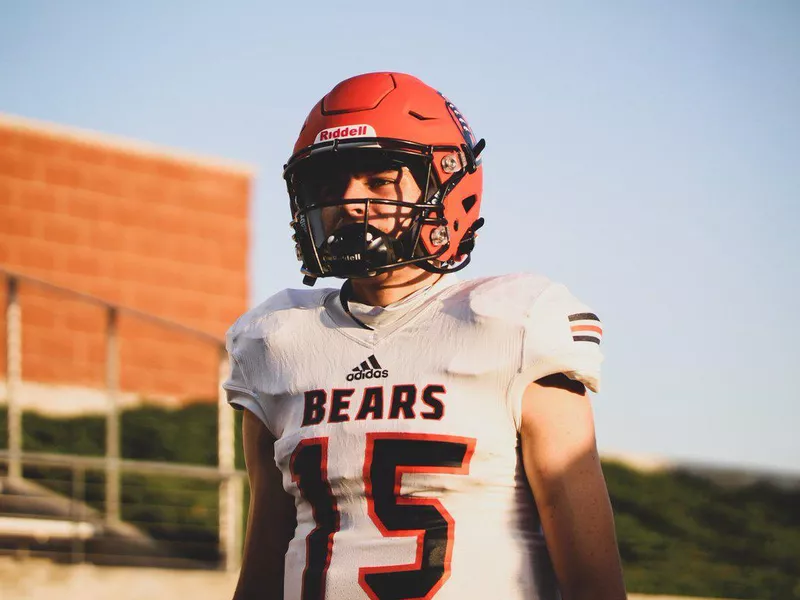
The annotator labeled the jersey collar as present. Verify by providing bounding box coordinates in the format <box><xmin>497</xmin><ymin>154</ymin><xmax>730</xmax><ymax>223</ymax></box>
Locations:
<box><xmin>335</xmin><ymin>274</ymin><xmax>459</xmax><ymax>332</ymax></box>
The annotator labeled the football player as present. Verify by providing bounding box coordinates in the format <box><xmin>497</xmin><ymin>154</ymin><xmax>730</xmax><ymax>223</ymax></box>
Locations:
<box><xmin>225</xmin><ymin>72</ymin><xmax>627</xmax><ymax>600</ymax></box>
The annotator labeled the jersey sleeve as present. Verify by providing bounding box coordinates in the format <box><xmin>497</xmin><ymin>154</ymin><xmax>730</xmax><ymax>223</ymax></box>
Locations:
<box><xmin>223</xmin><ymin>316</ymin><xmax>274</xmax><ymax>436</ymax></box>
<box><xmin>507</xmin><ymin>282</ymin><xmax>604</xmax><ymax>429</ymax></box>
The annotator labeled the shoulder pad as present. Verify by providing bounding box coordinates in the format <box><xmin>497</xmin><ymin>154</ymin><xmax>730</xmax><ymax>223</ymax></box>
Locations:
<box><xmin>222</xmin><ymin>287</ymin><xmax>334</xmax><ymax>436</ymax></box>
<box><xmin>228</xmin><ymin>287</ymin><xmax>333</xmax><ymax>340</ymax></box>
<box><xmin>444</xmin><ymin>273</ymin><xmax>554</xmax><ymax>325</ymax></box>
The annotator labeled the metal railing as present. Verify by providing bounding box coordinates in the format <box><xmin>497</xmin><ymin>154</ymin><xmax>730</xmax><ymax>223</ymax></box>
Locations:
<box><xmin>0</xmin><ymin>267</ymin><xmax>245</xmax><ymax>571</ymax></box>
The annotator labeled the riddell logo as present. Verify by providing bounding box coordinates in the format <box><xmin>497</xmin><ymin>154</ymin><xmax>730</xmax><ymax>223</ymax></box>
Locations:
<box><xmin>346</xmin><ymin>354</ymin><xmax>389</xmax><ymax>381</ymax></box>
<box><xmin>314</xmin><ymin>124</ymin><xmax>376</xmax><ymax>144</ymax></box>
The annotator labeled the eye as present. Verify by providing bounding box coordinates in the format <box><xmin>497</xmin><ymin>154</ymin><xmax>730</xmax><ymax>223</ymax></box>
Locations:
<box><xmin>370</xmin><ymin>178</ymin><xmax>396</xmax><ymax>187</ymax></box>
<box><xmin>315</xmin><ymin>178</ymin><xmax>347</xmax><ymax>198</ymax></box>
<box><xmin>367</xmin><ymin>173</ymin><xmax>400</xmax><ymax>189</ymax></box>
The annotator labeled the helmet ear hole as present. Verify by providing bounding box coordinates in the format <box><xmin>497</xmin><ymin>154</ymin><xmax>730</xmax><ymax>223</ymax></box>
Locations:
<box><xmin>461</xmin><ymin>195</ymin><xmax>477</xmax><ymax>213</ymax></box>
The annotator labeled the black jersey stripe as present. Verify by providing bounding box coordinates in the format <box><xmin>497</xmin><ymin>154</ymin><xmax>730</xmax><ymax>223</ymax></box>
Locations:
<box><xmin>573</xmin><ymin>335</ymin><xmax>601</xmax><ymax>344</ymax></box>
<box><xmin>568</xmin><ymin>312</ymin><xmax>600</xmax><ymax>322</ymax></box>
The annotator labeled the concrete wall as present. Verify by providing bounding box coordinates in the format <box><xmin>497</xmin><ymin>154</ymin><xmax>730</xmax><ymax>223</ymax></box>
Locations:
<box><xmin>1</xmin><ymin>558</ymin><xmax>238</xmax><ymax>600</ymax></box>
<box><xmin>0</xmin><ymin>113</ymin><xmax>252</xmax><ymax>405</ymax></box>
<box><xmin>0</xmin><ymin>558</ymin><xmax>734</xmax><ymax>600</ymax></box>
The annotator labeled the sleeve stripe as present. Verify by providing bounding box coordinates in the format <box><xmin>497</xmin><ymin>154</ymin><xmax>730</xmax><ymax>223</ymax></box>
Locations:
<box><xmin>573</xmin><ymin>335</ymin><xmax>601</xmax><ymax>344</ymax></box>
<box><xmin>568</xmin><ymin>312</ymin><xmax>600</xmax><ymax>322</ymax></box>
<box><xmin>571</xmin><ymin>324</ymin><xmax>603</xmax><ymax>334</ymax></box>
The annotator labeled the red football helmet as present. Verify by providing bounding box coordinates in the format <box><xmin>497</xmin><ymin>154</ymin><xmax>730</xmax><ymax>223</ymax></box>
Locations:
<box><xmin>284</xmin><ymin>72</ymin><xmax>485</xmax><ymax>285</ymax></box>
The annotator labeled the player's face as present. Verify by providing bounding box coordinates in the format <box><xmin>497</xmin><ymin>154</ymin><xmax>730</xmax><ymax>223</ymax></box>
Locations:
<box><xmin>317</xmin><ymin>166</ymin><xmax>422</xmax><ymax>238</ymax></box>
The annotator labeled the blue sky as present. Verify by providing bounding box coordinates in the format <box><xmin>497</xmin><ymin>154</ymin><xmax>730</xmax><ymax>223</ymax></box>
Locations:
<box><xmin>1</xmin><ymin>1</ymin><xmax>798</xmax><ymax>472</ymax></box>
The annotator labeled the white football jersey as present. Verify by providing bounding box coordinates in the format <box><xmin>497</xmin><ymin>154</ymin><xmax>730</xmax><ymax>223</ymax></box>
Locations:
<box><xmin>224</xmin><ymin>273</ymin><xmax>603</xmax><ymax>600</ymax></box>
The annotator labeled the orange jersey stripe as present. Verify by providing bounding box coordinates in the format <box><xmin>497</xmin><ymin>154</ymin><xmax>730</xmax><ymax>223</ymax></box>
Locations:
<box><xmin>570</xmin><ymin>324</ymin><xmax>603</xmax><ymax>334</ymax></box>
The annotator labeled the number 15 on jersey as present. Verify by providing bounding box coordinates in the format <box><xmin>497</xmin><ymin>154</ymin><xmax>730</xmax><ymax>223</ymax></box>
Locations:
<box><xmin>290</xmin><ymin>433</ymin><xmax>477</xmax><ymax>600</ymax></box>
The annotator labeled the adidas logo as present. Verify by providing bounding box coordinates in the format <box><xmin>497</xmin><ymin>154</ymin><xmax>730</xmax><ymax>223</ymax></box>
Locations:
<box><xmin>346</xmin><ymin>354</ymin><xmax>389</xmax><ymax>382</ymax></box>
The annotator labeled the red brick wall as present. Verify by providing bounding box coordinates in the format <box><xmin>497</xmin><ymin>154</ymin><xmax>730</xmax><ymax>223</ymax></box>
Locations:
<box><xmin>0</xmin><ymin>115</ymin><xmax>251</xmax><ymax>402</ymax></box>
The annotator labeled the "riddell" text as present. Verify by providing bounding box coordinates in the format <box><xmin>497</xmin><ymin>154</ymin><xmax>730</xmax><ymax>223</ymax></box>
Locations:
<box><xmin>314</xmin><ymin>124</ymin><xmax>376</xmax><ymax>144</ymax></box>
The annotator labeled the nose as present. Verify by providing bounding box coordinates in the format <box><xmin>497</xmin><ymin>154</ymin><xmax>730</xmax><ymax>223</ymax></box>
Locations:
<box><xmin>340</xmin><ymin>177</ymin><xmax>369</xmax><ymax>219</ymax></box>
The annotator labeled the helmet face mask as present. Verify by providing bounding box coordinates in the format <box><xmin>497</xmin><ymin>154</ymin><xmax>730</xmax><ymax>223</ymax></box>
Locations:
<box><xmin>287</xmin><ymin>142</ymin><xmax>449</xmax><ymax>279</ymax></box>
<box><xmin>284</xmin><ymin>73</ymin><xmax>485</xmax><ymax>285</ymax></box>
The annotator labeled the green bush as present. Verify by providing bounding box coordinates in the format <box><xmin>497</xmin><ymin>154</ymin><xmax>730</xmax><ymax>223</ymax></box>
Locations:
<box><xmin>2</xmin><ymin>404</ymin><xmax>244</xmax><ymax>564</ymax></box>
<box><xmin>604</xmin><ymin>461</ymin><xmax>800</xmax><ymax>598</ymax></box>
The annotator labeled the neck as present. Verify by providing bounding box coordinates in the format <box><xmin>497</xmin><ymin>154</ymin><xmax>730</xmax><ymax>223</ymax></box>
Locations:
<box><xmin>348</xmin><ymin>267</ymin><xmax>443</xmax><ymax>307</ymax></box>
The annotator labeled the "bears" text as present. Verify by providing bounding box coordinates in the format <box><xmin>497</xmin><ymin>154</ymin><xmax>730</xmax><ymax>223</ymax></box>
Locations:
<box><xmin>301</xmin><ymin>384</ymin><xmax>445</xmax><ymax>426</ymax></box>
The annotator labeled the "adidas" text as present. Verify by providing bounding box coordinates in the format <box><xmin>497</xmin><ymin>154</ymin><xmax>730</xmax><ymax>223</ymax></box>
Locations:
<box><xmin>346</xmin><ymin>369</ymin><xmax>388</xmax><ymax>382</ymax></box>
<box><xmin>346</xmin><ymin>354</ymin><xmax>389</xmax><ymax>382</ymax></box>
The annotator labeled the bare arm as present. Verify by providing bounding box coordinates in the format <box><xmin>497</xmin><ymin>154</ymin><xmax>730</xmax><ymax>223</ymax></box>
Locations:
<box><xmin>519</xmin><ymin>374</ymin><xmax>627</xmax><ymax>600</ymax></box>
<box><xmin>233</xmin><ymin>410</ymin><xmax>297</xmax><ymax>600</ymax></box>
